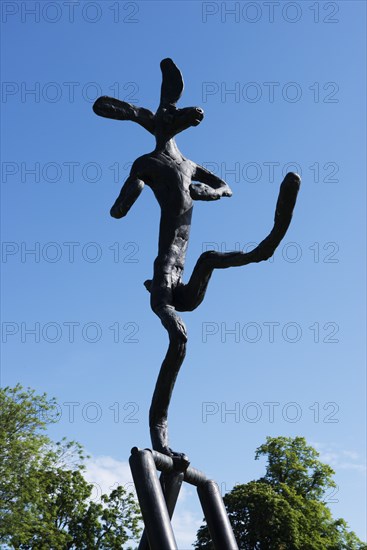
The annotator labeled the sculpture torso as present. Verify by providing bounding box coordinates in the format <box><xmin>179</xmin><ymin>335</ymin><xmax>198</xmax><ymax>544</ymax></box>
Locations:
<box><xmin>134</xmin><ymin>145</ymin><xmax>194</xmax><ymax>284</ymax></box>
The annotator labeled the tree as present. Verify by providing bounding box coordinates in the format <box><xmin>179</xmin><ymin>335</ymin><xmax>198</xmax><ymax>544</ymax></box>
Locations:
<box><xmin>195</xmin><ymin>436</ymin><xmax>366</xmax><ymax>550</ymax></box>
<box><xmin>0</xmin><ymin>384</ymin><xmax>142</xmax><ymax>549</ymax></box>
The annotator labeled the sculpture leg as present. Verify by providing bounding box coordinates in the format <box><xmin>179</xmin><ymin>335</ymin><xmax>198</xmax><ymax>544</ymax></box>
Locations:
<box><xmin>173</xmin><ymin>172</ymin><xmax>300</xmax><ymax>312</ymax></box>
<box><xmin>149</xmin><ymin>282</ymin><xmax>189</xmax><ymax>466</ymax></box>
<box><xmin>149</xmin><ymin>328</ymin><xmax>186</xmax><ymax>454</ymax></box>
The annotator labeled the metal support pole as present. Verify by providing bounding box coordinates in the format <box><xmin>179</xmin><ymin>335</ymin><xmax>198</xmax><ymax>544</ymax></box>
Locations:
<box><xmin>151</xmin><ymin>450</ymin><xmax>208</xmax><ymax>486</ymax></box>
<box><xmin>131</xmin><ymin>448</ymin><xmax>239</xmax><ymax>549</ymax></box>
<box><xmin>197</xmin><ymin>480</ymin><xmax>239</xmax><ymax>550</ymax></box>
<box><xmin>138</xmin><ymin>470</ymin><xmax>184</xmax><ymax>550</ymax></box>
<box><xmin>129</xmin><ymin>448</ymin><xmax>177</xmax><ymax>550</ymax></box>
<box><xmin>161</xmin><ymin>470</ymin><xmax>185</xmax><ymax>516</ymax></box>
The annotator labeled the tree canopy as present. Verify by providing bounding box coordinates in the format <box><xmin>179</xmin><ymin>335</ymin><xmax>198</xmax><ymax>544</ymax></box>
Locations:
<box><xmin>195</xmin><ymin>436</ymin><xmax>366</xmax><ymax>550</ymax></box>
<box><xmin>2</xmin><ymin>386</ymin><xmax>365</xmax><ymax>549</ymax></box>
<box><xmin>0</xmin><ymin>384</ymin><xmax>142</xmax><ymax>549</ymax></box>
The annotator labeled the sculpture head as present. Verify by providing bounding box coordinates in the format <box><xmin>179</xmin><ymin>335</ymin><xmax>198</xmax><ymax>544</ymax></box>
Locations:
<box><xmin>154</xmin><ymin>58</ymin><xmax>204</xmax><ymax>140</ymax></box>
<box><xmin>93</xmin><ymin>58</ymin><xmax>204</xmax><ymax>142</ymax></box>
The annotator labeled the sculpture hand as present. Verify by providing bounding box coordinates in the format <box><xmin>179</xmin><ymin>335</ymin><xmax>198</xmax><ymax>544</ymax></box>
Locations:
<box><xmin>189</xmin><ymin>183</ymin><xmax>221</xmax><ymax>201</ymax></box>
<box><xmin>110</xmin><ymin>176</ymin><xmax>145</xmax><ymax>219</ymax></box>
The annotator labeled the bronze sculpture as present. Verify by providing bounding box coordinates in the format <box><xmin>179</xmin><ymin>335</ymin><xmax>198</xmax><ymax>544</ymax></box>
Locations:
<box><xmin>93</xmin><ymin>58</ymin><xmax>300</xmax><ymax>468</ymax></box>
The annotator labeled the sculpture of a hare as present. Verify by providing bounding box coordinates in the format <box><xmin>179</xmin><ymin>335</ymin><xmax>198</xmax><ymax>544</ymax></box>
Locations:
<box><xmin>93</xmin><ymin>58</ymin><xmax>300</xmax><ymax>467</ymax></box>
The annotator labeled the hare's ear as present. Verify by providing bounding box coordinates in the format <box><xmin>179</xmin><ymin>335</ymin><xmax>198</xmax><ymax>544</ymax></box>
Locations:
<box><xmin>93</xmin><ymin>96</ymin><xmax>155</xmax><ymax>135</ymax></box>
<box><xmin>160</xmin><ymin>58</ymin><xmax>184</xmax><ymax>107</ymax></box>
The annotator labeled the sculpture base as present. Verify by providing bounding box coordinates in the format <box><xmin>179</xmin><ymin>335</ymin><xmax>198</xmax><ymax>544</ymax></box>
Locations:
<box><xmin>129</xmin><ymin>447</ymin><xmax>238</xmax><ymax>550</ymax></box>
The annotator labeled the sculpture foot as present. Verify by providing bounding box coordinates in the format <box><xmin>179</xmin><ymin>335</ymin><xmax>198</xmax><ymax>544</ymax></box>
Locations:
<box><xmin>159</xmin><ymin>445</ymin><xmax>190</xmax><ymax>471</ymax></box>
<box><xmin>169</xmin><ymin>449</ymin><xmax>190</xmax><ymax>471</ymax></box>
<box><xmin>150</xmin><ymin>425</ymin><xmax>190</xmax><ymax>471</ymax></box>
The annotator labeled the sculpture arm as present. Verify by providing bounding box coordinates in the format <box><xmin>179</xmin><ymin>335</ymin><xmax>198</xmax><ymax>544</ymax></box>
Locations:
<box><xmin>190</xmin><ymin>164</ymin><xmax>232</xmax><ymax>201</ymax></box>
<box><xmin>110</xmin><ymin>176</ymin><xmax>144</xmax><ymax>219</ymax></box>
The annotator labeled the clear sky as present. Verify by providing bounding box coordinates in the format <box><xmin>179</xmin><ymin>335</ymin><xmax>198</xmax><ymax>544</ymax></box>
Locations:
<box><xmin>1</xmin><ymin>0</ymin><xmax>366</xmax><ymax>546</ymax></box>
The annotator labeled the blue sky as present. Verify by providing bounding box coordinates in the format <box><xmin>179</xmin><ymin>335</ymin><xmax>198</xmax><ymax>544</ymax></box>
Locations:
<box><xmin>1</xmin><ymin>0</ymin><xmax>366</xmax><ymax>546</ymax></box>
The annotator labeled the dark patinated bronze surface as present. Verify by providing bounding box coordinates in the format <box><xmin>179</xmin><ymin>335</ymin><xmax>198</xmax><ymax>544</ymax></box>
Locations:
<box><xmin>93</xmin><ymin>59</ymin><xmax>300</xmax><ymax>464</ymax></box>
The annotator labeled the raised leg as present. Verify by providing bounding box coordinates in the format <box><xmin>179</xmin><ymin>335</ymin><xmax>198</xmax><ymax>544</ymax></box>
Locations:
<box><xmin>172</xmin><ymin>172</ymin><xmax>300</xmax><ymax>312</ymax></box>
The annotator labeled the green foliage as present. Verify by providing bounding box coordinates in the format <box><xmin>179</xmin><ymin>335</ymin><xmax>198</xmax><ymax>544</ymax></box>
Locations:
<box><xmin>255</xmin><ymin>436</ymin><xmax>336</xmax><ymax>500</ymax></box>
<box><xmin>0</xmin><ymin>384</ymin><xmax>142</xmax><ymax>549</ymax></box>
<box><xmin>195</xmin><ymin>436</ymin><xmax>366</xmax><ymax>550</ymax></box>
